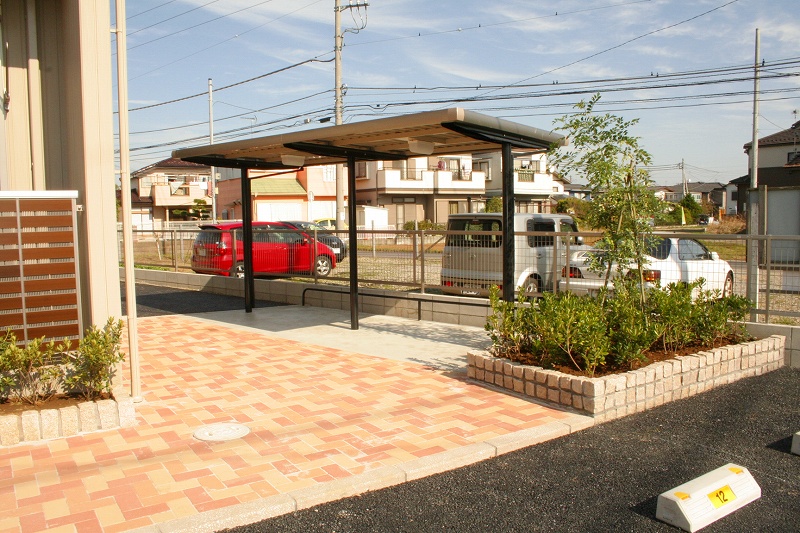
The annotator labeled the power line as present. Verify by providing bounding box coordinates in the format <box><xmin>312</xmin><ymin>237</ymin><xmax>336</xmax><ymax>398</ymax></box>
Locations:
<box><xmin>347</xmin><ymin>0</ymin><xmax>654</xmax><ymax>47</ymax></box>
<box><xmin>128</xmin><ymin>57</ymin><xmax>333</xmax><ymax>112</ymax></box>
<box><xmin>129</xmin><ymin>89</ymin><xmax>333</xmax><ymax>135</ymax></box>
<box><xmin>468</xmin><ymin>0</ymin><xmax>742</xmax><ymax>100</ymax></box>
<box><xmin>125</xmin><ymin>0</ymin><xmax>326</xmax><ymax>80</ymax></box>
<box><xmin>128</xmin><ymin>0</ymin><xmax>274</xmax><ymax>47</ymax></box>
<box><xmin>345</xmin><ymin>57</ymin><xmax>800</xmax><ymax>94</ymax></box>
<box><xmin>127</xmin><ymin>0</ymin><xmax>182</xmax><ymax>21</ymax></box>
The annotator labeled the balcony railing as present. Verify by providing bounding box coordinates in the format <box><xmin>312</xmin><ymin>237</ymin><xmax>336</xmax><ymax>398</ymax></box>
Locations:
<box><xmin>429</xmin><ymin>167</ymin><xmax>472</xmax><ymax>181</ymax></box>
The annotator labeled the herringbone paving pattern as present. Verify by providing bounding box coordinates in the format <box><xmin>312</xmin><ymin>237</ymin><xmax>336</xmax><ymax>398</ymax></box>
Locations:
<box><xmin>1</xmin><ymin>314</ymin><xmax>574</xmax><ymax>532</ymax></box>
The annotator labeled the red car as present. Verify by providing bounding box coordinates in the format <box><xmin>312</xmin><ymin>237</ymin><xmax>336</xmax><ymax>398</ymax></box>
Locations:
<box><xmin>191</xmin><ymin>221</ymin><xmax>336</xmax><ymax>277</ymax></box>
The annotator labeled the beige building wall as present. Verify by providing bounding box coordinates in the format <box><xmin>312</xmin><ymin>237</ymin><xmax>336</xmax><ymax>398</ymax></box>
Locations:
<box><xmin>0</xmin><ymin>0</ymin><xmax>121</xmax><ymax>327</ymax></box>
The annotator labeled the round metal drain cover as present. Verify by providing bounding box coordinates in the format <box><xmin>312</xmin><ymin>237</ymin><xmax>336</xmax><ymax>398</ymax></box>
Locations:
<box><xmin>193</xmin><ymin>422</ymin><xmax>250</xmax><ymax>442</ymax></box>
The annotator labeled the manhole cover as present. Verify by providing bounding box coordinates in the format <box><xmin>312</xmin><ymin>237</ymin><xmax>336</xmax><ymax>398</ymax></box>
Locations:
<box><xmin>193</xmin><ymin>422</ymin><xmax>250</xmax><ymax>442</ymax></box>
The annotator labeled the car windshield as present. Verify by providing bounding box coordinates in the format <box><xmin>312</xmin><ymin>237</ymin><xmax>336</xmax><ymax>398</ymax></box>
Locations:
<box><xmin>585</xmin><ymin>238</ymin><xmax>670</xmax><ymax>263</ymax></box>
<box><xmin>290</xmin><ymin>221</ymin><xmax>326</xmax><ymax>231</ymax></box>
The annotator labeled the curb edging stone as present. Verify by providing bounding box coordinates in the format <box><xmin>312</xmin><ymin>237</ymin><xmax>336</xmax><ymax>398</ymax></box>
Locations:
<box><xmin>0</xmin><ymin>396</ymin><xmax>136</xmax><ymax>447</ymax></box>
<box><xmin>467</xmin><ymin>335</ymin><xmax>786</xmax><ymax>422</ymax></box>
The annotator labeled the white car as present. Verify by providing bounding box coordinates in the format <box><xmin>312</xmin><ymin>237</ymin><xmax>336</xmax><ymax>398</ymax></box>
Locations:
<box><xmin>559</xmin><ymin>237</ymin><xmax>734</xmax><ymax>297</ymax></box>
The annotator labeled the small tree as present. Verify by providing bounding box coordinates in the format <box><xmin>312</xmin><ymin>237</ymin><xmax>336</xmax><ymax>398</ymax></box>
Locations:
<box><xmin>190</xmin><ymin>199</ymin><xmax>212</xmax><ymax>220</ymax></box>
<box><xmin>484</xmin><ymin>197</ymin><xmax>503</xmax><ymax>213</ymax></box>
<box><xmin>549</xmin><ymin>94</ymin><xmax>664</xmax><ymax>309</ymax></box>
<box><xmin>555</xmin><ymin>197</ymin><xmax>590</xmax><ymax>224</ymax></box>
<box><xmin>679</xmin><ymin>194</ymin><xmax>703</xmax><ymax>223</ymax></box>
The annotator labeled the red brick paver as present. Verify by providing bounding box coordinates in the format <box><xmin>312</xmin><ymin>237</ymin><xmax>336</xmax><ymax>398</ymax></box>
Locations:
<box><xmin>1</xmin><ymin>314</ymin><xmax>574</xmax><ymax>532</ymax></box>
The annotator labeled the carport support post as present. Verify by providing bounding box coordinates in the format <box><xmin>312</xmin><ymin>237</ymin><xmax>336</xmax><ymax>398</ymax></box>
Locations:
<box><xmin>501</xmin><ymin>142</ymin><xmax>515</xmax><ymax>302</ymax></box>
<box><xmin>241</xmin><ymin>168</ymin><xmax>255</xmax><ymax>312</ymax></box>
<box><xmin>347</xmin><ymin>155</ymin><xmax>359</xmax><ymax>329</ymax></box>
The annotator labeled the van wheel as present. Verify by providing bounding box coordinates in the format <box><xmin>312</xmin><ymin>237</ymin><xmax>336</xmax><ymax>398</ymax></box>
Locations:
<box><xmin>722</xmin><ymin>272</ymin><xmax>733</xmax><ymax>297</ymax></box>
<box><xmin>315</xmin><ymin>255</ymin><xmax>332</xmax><ymax>277</ymax></box>
<box><xmin>523</xmin><ymin>276</ymin><xmax>540</xmax><ymax>296</ymax></box>
<box><xmin>232</xmin><ymin>262</ymin><xmax>245</xmax><ymax>278</ymax></box>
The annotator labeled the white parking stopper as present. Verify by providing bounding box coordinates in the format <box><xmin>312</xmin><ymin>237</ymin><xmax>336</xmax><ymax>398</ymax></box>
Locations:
<box><xmin>655</xmin><ymin>463</ymin><xmax>761</xmax><ymax>532</ymax></box>
<box><xmin>792</xmin><ymin>431</ymin><xmax>800</xmax><ymax>456</ymax></box>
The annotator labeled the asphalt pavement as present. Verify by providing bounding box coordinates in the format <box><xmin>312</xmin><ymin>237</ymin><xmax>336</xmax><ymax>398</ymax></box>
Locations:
<box><xmin>121</xmin><ymin>281</ymin><xmax>286</xmax><ymax>317</ymax></box>
<box><xmin>224</xmin><ymin>366</ymin><xmax>799</xmax><ymax>532</ymax></box>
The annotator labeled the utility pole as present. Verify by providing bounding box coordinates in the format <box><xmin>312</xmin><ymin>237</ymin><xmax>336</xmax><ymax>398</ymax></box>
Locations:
<box><xmin>681</xmin><ymin>158</ymin><xmax>687</xmax><ymax>196</ymax></box>
<box><xmin>334</xmin><ymin>0</ymin><xmax>368</xmax><ymax>229</ymax></box>
<box><xmin>208</xmin><ymin>78</ymin><xmax>217</xmax><ymax>223</ymax></box>
<box><xmin>746</xmin><ymin>28</ymin><xmax>761</xmax><ymax>319</ymax></box>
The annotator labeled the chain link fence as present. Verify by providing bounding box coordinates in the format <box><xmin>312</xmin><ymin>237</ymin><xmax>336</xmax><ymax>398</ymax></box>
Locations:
<box><xmin>119</xmin><ymin>228</ymin><xmax>800</xmax><ymax>325</ymax></box>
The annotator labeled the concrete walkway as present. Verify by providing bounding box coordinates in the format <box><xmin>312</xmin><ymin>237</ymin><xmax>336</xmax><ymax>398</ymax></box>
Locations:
<box><xmin>1</xmin><ymin>305</ymin><xmax>592</xmax><ymax>533</ymax></box>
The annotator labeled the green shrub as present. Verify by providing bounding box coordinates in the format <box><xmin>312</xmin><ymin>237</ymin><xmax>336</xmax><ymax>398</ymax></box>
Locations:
<box><xmin>535</xmin><ymin>292</ymin><xmax>609</xmax><ymax>376</ymax></box>
<box><xmin>65</xmin><ymin>318</ymin><xmax>126</xmax><ymax>401</ymax></box>
<box><xmin>402</xmin><ymin>219</ymin><xmax>444</xmax><ymax>231</ymax></box>
<box><xmin>0</xmin><ymin>332</ymin><xmax>15</xmax><ymax>401</ymax></box>
<box><xmin>485</xmin><ymin>287</ymin><xmax>536</xmax><ymax>359</ymax></box>
<box><xmin>648</xmin><ymin>281</ymin><xmax>699</xmax><ymax>352</ymax></box>
<box><xmin>603</xmin><ymin>279</ymin><xmax>660</xmax><ymax>368</ymax></box>
<box><xmin>0</xmin><ymin>331</ymin><xmax>68</xmax><ymax>405</ymax></box>
<box><xmin>691</xmin><ymin>290</ymin><xmax>751</xmax><ymax>347</ymax></box>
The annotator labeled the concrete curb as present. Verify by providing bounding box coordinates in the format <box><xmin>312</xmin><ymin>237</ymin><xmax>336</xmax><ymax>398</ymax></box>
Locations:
<box><xmin>127</xmin><ymin>416</ymin><xmax>592</xmax><ymax>533</ymax></box>
<box><xmin>468</xmin><ymin>335</ymin><xmax>787</xmax><ymax>422</ymax></box>
<box><xmin>0</xmin><ymin>396</ymin><xmax>136</xmax><ymax>447</ymax></box>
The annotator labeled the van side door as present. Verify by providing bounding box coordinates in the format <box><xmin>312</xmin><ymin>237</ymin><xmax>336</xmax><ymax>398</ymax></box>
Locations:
<box><xmin>526</xmin><ymin>219</ymin><xmax>556</xmax><ymax>288</ymax></box>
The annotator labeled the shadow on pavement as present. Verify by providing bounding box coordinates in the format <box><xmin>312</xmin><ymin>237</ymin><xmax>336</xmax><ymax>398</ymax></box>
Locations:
<box><xmin>121</xmin><ymin>282</ymin><xmax>286</xmax><ymax>317</ymax></box>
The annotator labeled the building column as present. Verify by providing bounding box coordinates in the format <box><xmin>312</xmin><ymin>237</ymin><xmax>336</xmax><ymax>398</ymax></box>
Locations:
<box><xmin>71</xmin><ymin>0</ymin><xmax>121</xmax><ymax>326</ymax></box>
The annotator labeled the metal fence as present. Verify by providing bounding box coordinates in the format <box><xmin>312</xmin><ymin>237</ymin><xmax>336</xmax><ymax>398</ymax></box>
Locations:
<box><xmin>119</xmin><ymin>228</ymin><xmax>800</xmax><ymax>326</ymax></box>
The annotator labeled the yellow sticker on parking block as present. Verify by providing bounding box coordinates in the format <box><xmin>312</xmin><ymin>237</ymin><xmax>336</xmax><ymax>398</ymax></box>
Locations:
<box><xmin>708</xmin><ymin>485</ymin><xmax>737</xmax><ymax>508</ymax></box>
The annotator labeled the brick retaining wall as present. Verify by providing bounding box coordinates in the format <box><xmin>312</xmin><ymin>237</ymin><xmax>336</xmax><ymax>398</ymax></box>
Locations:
<box><xmin>0</xmin><ymin>397</ymin><xmax>136</xmax><ymax>447</ymax></box>
<box><xmin>467</xmin><ymin>335</ymin><xmax>786</xmax><ymax>422</ymax></box>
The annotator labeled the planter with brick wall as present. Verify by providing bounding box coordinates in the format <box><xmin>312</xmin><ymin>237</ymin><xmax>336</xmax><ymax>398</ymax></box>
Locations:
<box><xmin>467</xmin><ymin>335</ymin><xmax>785</xmax><ymax>422</ymax></box>
<box><xmin>0</xmin><ymin>396</ymin><xmax>136</xmax><ymax>447</ymax></box>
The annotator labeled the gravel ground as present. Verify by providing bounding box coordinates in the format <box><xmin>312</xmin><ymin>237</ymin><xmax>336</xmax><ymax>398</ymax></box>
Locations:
<box><xmin>224</xmin><ymin>366</ymin><xmax>800</xmax><ymax>533</ymax></box>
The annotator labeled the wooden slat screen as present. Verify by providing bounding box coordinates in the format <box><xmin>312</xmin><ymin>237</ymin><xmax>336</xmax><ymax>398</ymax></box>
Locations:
<box><xmin>0</xmin><ymin>195</ymin><xmax>83</xmax><ymax>344</ymax></box>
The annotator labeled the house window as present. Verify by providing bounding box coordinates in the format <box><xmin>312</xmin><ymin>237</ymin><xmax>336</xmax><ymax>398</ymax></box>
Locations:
<box><xmin>392</xmin><ymin>197</ymin><xmax>415</xmax><ymax>203</ymax></box>
<box><xmin>356</xmin><ymin>161</ymin><xmax>367</xmax><ymax>179</ymax></box>
<box><xmin>323</xmin><ymin>165</ymin><xmax>336</xmax><ymax>182</ymax></box>
<box><xmin>788</xmin><ymin>151</ymin><xmax>799</xmax><ymax>164</ymax></box>
<box><xmin>473</xmin><ymin>160</ymin><xmax>490</xmax><ymax>180</ymax></box>
<box><xmin>449</xmin><ymin>201</ymin><xmax>459</xmax><ymax>215</ymax></box>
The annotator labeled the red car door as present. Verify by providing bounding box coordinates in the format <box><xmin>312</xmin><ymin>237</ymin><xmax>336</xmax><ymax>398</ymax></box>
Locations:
<box><xmin>252</xmin><ymin>224</ymin><xmax>290</xmax><ymax>274</ymax></box>
<box><xmin>282</xmin><ymin>229</ymin><xmax>313</xmax><ymax>273</ymax></box>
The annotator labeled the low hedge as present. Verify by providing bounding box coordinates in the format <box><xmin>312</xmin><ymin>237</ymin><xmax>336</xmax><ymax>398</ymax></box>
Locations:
<box><xmin>485</xmin><ymin>279</ymin><xmax>751</xmax><ymax>377</ymax></box>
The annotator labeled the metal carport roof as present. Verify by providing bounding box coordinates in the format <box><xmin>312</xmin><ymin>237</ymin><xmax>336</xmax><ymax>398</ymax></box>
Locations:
<box><xmin>173</xmin><ymin>108</ymin><xmax>564</xmax><ymax>168</ymax></box>
<box><xmin>172</xmin><ymin>108</ymin><xmax>566</xmax><ymax>328</ymax></box>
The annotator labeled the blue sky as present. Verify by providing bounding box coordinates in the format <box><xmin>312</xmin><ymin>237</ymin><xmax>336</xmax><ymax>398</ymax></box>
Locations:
<box><xmin>119</xmin><ymin>0</ymin><xmax>800</xmax><ymax>186</ymax></box>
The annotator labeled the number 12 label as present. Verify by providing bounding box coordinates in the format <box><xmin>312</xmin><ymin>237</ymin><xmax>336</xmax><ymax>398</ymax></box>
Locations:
<box><xmin>708</xmin><ymin>485</ymin><xmax>737</xmax><ymax>508</ymax></box>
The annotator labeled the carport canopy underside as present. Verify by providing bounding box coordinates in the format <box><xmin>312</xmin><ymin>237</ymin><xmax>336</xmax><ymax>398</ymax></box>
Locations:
<box><xmin>171</xmin><ymin>107</ymin><xmax>565</xmax><ymax>169</ymax></box>
<box><xmin>171</xmin><ymin>108</ymin><xmax>566</xmax><ymax>324</ymax></box>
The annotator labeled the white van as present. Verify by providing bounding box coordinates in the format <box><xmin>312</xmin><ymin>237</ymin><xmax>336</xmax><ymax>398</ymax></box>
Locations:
<box><xmin>440</xmin><ymin>212</ymin><xmax>586</xmax><ymax>297</ymax></box>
